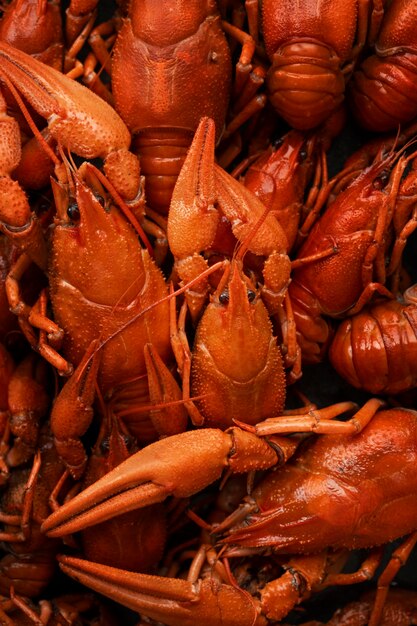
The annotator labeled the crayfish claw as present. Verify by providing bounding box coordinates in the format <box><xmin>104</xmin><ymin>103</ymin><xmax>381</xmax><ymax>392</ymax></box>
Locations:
<box><xmin>58</xmin><ymin>555</ymin><xmax>267</xmax><ymax>626</ymax></box>
<box><xmin>41</xmin><ymin>475</ymin><xmax>172</xmax><ymax>538</ymax></box>
<box><xmin>41</xmin><ymin>429</ymin><xmax>234</xmax><ymax>537</ymax></box>
<box><xmin>0</xmin><ymin>41</ymin><xmax>131</xmax><ymax>160</ymax></box>
<box><xmin>41</xmin><ymin>428</ymin><xmax>281</xmax><ymax>538</ymax></box>
<box><xmin>50</xmin><ymin>339</ymin><xmax>101</xmax><ymax>480</ymax></box>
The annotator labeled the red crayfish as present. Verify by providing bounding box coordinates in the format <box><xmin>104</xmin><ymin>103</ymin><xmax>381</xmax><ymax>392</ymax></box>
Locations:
<box><xmin>42</xmin><ymin>401</ymin><xmax>417</xmax><ymax>626</ymax></box>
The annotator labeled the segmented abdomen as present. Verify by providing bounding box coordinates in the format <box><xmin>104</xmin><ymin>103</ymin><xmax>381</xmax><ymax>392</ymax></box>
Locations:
<box><xmin>349</xmin><ymin>52</ymin><xmax>417</xmax><ymax>131</ymax></box>
<box><xmin>267</xmin><ymin>41</ymin><xmax>345</xmax><ymax>129</ymax></box>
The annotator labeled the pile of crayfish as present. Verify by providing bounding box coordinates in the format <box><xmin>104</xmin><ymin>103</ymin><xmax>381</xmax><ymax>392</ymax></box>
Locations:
<box><xmin>2</xmin><ymin>0</ymin><xmax>417</xmax><ymax>624</ymax></box>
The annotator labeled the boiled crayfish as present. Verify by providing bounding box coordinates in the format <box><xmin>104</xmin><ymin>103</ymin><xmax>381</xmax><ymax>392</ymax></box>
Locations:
<box><xmin>289</xmin><ymin>140</ymin><xmax>417</xmax><ymax>363</ymax></box>
<box><xmin>261</xmin><ymin>0</ymin><xmax>384</xmax><ymax>129</ymax></box>
<box><xmin>349</xmin><ymin>0</ymin><xmax>417</xmax><ymax>131</ymax></box>
<box><xmin>42</xmin><ymin>401</ymin><xmax>417</xmax><ymax>625</ymax></box>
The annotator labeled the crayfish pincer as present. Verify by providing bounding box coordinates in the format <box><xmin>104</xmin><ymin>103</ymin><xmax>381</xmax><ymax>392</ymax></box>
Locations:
<box><xmin>41</xmin><ymin>399</ymin><xmax>417</xmax><ymax>625</ymax></box>
<box><xmin>0</xmin><ymin>40</ymin><xmax>143</xmax><ymax>234</ymax></box>
<box><xmin>2</xmin><ymin>155</ymin><xmax>183</xmax><ymax>477</ymax></box>
<box><xmin>167</xmin><ymin>116</ymin><xmax>291</xmax><ymax>322</ymax></box>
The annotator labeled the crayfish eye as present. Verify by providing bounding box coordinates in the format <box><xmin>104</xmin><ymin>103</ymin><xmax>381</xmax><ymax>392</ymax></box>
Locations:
<box><xmin>93</xmin><ymin>192</ymin><xmax>105</xmax><ymax>205</ymax></box>
<box><xmin>219</xmin><ymin>290</ymin><xmax>229</xmax><ymax>304</ymax></box>
<box><xmin>100</xmin><ymin>437</ymin><xmax>110</xmax><ymax>453</ymax></box>
<box><xmin>299</xmin><ymin>148</ymin><xmax>308</xmax><ymax>162</ymax></box>
<box><xmin>67</xmin><ymin>203</ymin><xmax>80</xmax><ymax>221</ymax></box>
<box><xmin>373</xmin><ymin>171</ymin><xmax>389</xmax><ymax>189</ymax></box>
<box><xmin>247</xmin><ymin>289</ymin><xmax>256</xmax><ymax>302</ymax></box>
<box><xmin>272</xmin><ymin>136</ymin><xmax>284</xmax><ymax>150</ymax></box>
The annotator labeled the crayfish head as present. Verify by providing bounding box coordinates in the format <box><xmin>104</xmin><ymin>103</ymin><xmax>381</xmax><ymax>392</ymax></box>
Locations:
<box><xmin>51</xmin><ymin>170</ymin><xmax>112</xmax><ymax>248</ymax></box>
<box><xmin>245</xmin><ymin>130</ymin><xmax>319</xmax><ymax>251</ymax></box>
<box><xmin>247</xmin><ymin>129</ymin><xmax>314</xmax><ymax>192</ymax></box>
<box><xmin>207</xmin><ymin>261</ymin><xmax>273</xmax><ymax>365</ymax></box>
<box><xmin>50</xmin><ymin>168</ymin><xmax>148</xmax><ymax>307</ymax></box>
<box><xmin>191</xmin><ymin>261</ymin><xmax>286</xmax><ymax>428</ymax></box>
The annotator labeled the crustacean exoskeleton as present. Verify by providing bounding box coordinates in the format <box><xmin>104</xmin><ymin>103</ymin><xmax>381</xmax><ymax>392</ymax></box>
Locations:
<box><xmin>0</xmin><ymin>3</ymin><xmax>416</xmax><ymax>623</ymax></box>
<box><xmin>0</xmin><ymin>40</ymin><xmax>149</xmax><ymax>254</ymax></box>
<box><xmin>349</xmin><ymin>0</ymin><xmax>417</xmax><ymax>132</ymax></box>
<box><xmin>288</xmin><ymin>139</ymin><xmax>417</xmax><ymax>364</ymax></box>
<box><xmin>241</xmin><ymin>128</ymin><xmax>326</xmax><ymax>253</ymax></box>
<box><xmin>41</xmin><ymin>401</ymin><xmax>417</xmax><ymax>625</ymax></box>
<box><xmin>0</xmin><ymin>0</ymin><xmax>108</xmax><ymax>199</ymax></box>
<box><xmin>259</xmin><ymin>0</ymin><xmax>384</xmax><ymax>129</ymax></box>
<box><xmin>0</xmin><ymin>425</ymin><xmax>66</xmax><ymax>598</ymax></box>
<box><xmin>40</xmin><ymin>164</ymin><xmax>185</xmax><ymax>476</ymax></box>
<box><xmin>0</xmin><ymin>0</ymin><xmax>63</xmax><ymax>71</ymax></box>
<box><xmin>167</xmin><ymin>116</ymin><xmax>291</xmax><ymax>322</ymax></box>
<box><xmin>171</xmin><ymin>256</ymin><xmax>288</xmax><ymax>429</ymax></box>
<box><xmin>0</xmin><ymin>343</ymin><xmax>52</xmax><ymax>487</ymax></box>
<box><xmin>75</xmin><ymin>409</ymin><xmax>167</xmax><ymax>574</ymax></box>
<box><xmin>84</xmin><ymin>0</ymin><xmax>270</xmax><ymax>216</ymax></box>
<box><xmin>0</xmin><ymin>0</ymin><xmax>101</xmax><ymax>71</ymax></box>
<box><xmin>329</xmin><ymin>282</ymin><xmax>417</xmax><ymax>395</ymax></box>
<box><xmin>110</xmin><ymin>0</ymin><xmax>233</xmax><ymax>217</ymax></box>
<box><xmin>4</xmin><ymin>352</ymin><xmax>50</xmax><ymax>468</ymax></box>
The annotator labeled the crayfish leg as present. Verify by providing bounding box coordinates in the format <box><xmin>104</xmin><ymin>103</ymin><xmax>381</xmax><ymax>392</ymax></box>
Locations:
<box><xmin>250</xmin><ymin>397</ymin><xmax>385</xmax><ymax>437</ymax></box>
